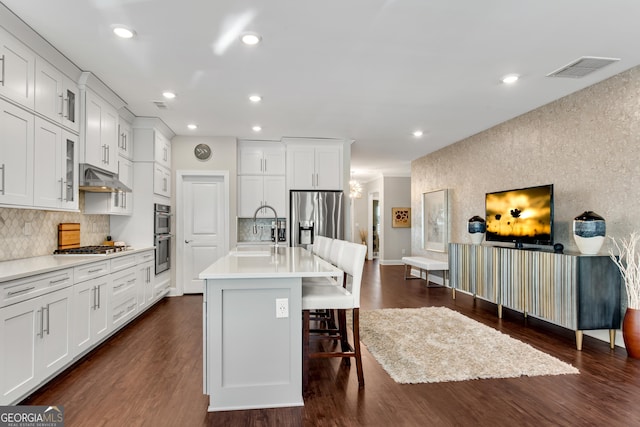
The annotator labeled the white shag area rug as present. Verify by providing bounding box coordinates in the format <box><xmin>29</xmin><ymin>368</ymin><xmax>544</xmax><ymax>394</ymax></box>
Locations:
<box><xmin>358</xmin><ymin>307</ymin><xmax>579</xmax><ymax>384</ymax></box>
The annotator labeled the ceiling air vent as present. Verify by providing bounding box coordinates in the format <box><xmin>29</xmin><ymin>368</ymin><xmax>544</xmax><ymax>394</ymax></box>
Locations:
<box><xmin>153</xmin><ymin>100</ymin><xmax>168</xmax><ymax>109</ymax></box>
<box><xmin>547</xmin><ymin>56</ymin><xmax>620</xmax><ymax>78</ymax></box>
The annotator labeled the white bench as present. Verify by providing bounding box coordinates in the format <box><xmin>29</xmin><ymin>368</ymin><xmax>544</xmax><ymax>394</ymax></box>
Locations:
<box><xmin>401</xmin><ymin>256</ymin><xmax>449</xmax><ymax>287</ymax></box>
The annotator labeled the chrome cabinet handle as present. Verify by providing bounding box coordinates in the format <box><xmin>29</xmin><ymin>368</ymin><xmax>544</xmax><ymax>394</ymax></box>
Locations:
<box><xmin>44</xmin><ymin>304</ymin><xmax>50</xmax><ymax>335</ymax></box>
<box><xmin>38</xmin><ymin>308</ymin><xmax>44</xmax><ymax>338</ymax></box>
<box><xmin>59</xmin><ymin>178</ymin><xmax>64</xmax><ymax>201</ymax></box>
<box><xmin>63</xmin><ymin>96</ymin><xmax>69</xmax><ymax>119</ymax></box>
<box><xmin>7</xmin><ymin>286</ymin><xmax>35</xmax><ymax>296</ymax></box>
<box><xmin>185</xmin><ymin>240</ymin><xmax>193</xmax><ymax>244</ymax></box>
<box><xmin>0</xmin><ymin>54</ymin><xmax>5</xmax><ymax>86</ymax></box>
<box><xmin>1</xmin><ymin>163</ymin><xmax>5</xmax><ymax>195</ymax></box>
<box><xmin>49</xmin><ymin>276</ymin><xmax>69</xmax><ymax>285</ymax></box>
<box><xmin>97</xmin><ymin>285</ymin><xmax>101</xmax><ymax>309</ymax></box>
<box><xmin>58</xmin><ymin>94</ymin><xmax>64</xmax><ymax>116</ymax></box>
<box><xmin>91</xmin><ymin>286</ymin><xmax>96</xmax><ymax>310</ymax></box>
<box><xmin>88</xmin><ymin>268</ymin><xmax>102</xmax><ymax>274</ymax></box>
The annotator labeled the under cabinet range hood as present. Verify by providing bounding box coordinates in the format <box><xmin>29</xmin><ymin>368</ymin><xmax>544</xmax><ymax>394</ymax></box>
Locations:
<box><xmin>79</xmin><ymin>164</ymin><xmax>131</xmax><ymax>193</ymax></box>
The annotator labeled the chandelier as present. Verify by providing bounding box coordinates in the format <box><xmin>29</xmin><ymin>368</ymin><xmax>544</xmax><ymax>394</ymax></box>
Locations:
<box><xmin>349</xmin><ymin>179</ymin><xmax>362</xmax><ymax>199</ymax></box>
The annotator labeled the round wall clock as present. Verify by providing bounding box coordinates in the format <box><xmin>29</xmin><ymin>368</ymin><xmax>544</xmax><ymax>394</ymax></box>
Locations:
<box><xmin>194</xmin><ymin>143</ymin><xmax>212</xmax><ymax>160</ymax></box>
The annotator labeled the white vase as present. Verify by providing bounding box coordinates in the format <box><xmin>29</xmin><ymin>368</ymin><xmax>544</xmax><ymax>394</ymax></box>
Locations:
<box><xmin>573</xmin><ymin>211</ymin><xmax>605</xmax><ymax>255</ymax></box>
<box><xmin>468</xmin><ymin>215</ymin><xmax>486</xmax><ymax>245</ymax></box>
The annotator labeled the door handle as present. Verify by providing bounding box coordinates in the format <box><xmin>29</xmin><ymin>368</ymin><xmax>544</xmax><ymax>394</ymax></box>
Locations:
<box><xmin>185</xmin><ymin>240</ymin><xmax>193</xmax><ymax>244</ymax></box>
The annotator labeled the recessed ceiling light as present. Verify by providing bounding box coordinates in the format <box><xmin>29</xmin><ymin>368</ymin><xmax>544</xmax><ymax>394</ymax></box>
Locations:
<box><xmin>241</xmin><ymin>33</ymin><xmax>262</xmax><ymax>45</ymax></box>
<box><xmin>162</xmin><ymin>91</ymin><xmax>176</xmax><ymax>99</ymax></box>
<box><xmin>249</xmin><ymin>94</ymin><xmax>262</xmax><ymax>103</ymax></box>
<box><xmin>413</xmin><ymin>130</ymin><xmax>424</xmax><ymax>137</ymax></box>
<box><xmin>112</xmin><ymin>26</ymin><xmax>135</xmax><ymax>39</ymax></box>
<box><xmin>252</xmin><ymin>125</ymin><xmax>262</xmax><ymax>132</ymax></box>
<box><xmin>502</xmin><ymin>74</ymin><xmax>519</xmax><ymax>84</ymax></box>
<box><xmin>187</xmin><ymin>124</ymin><xmax>198</xmax><ymax>130</ymax></box>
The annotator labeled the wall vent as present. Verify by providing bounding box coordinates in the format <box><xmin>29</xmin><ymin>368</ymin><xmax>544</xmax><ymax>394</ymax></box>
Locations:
<box><xmin>547</xmin><ymin>56</ymin><xmax>620</xmax><ymax>78</ymax></box>
<box><xmin>153</xmin><ymin>101</ymin><xmax>168</xmax><ymax>109</ymax></box>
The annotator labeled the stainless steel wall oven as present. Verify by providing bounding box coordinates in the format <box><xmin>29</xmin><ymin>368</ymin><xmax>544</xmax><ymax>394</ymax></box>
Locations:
<box><xmin>154</xmin><ymin>203</ymin><xmax>171</xmax><ymax>274</ymax></box>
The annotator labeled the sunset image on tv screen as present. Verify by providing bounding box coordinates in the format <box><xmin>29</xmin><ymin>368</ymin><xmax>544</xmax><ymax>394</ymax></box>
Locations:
<box><xmin>485</xmin><ymin>186</ymin><xmax>552</xmax><ymax>242</ymax></box>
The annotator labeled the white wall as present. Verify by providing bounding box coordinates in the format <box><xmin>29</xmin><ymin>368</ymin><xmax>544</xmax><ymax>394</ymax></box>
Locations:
<box><xmin>171</xmin><ymin>136</ymin><xmax>238</xmax><ymax>248</ymax></box>
<box><xmin>411</xmin><ymin>65</ymin><xmax>640</xmax><ymax>257</ymax></box>
<box><xmin>354</xmin><ymin>176</ymin><xmax>411</xmax><ymax>264</ymax></box>
<box><xmin>382</xmin><ymin>177</ymin><xmax>412</xmax><ymax>263</ymax></box>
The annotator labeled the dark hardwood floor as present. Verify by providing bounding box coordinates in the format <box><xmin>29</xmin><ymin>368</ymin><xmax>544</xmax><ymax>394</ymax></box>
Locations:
<box><xmin>22</xmin><ymin>261</ymin><xmax>640</xmax><ymax>426</ymax></box>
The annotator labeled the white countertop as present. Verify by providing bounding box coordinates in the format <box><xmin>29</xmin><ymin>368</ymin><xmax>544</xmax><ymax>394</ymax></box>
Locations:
<box><xmin>0</xmin><ymin>247</ymin><xmax>155</xmax><ymax>283</ymax></box>
<box><xmin>199</xmin><ymin>246</ymin><xmax>342</xmax><ymax>279</ymax></box>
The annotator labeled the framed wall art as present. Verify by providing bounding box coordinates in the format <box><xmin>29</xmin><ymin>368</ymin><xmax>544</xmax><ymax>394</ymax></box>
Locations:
<box><xmin>392</xmin><ymin>207</ymin><xmax>411</xmax><ymax>228</ymax></box>
<box><xmin>422</xmin><ymin>189</ymin><xmax>449</xmax><ymax>252</ymax></box>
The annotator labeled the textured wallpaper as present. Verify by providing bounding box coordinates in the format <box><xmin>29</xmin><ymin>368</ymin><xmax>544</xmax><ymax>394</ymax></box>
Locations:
<box><xmin>0</xmin><ymin>193</ymin><xmax>110</xmax><ymax>261</ymax></box>
<box><xmin>412</xmin><ymin>65</ymin><xmax>640</xmax><ymax>259</ymax></box>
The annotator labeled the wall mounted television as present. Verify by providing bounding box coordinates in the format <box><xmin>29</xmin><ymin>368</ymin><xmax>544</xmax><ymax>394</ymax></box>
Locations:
<box><xmin>485</xmin><ymin>184</ymin><xmax>554</xmax><ymax>247</ymax></box>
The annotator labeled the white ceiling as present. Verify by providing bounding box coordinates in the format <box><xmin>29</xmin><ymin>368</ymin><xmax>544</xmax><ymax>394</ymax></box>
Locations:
<box><xmin>4</xmin><ymin>1</ymin><xmax>640</xmax><ymax>182</ymax></box>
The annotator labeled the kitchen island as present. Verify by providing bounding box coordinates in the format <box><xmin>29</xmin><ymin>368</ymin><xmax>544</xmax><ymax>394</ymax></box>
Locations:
<box><xmin>199</xmin><ymin>246</ymin><xmax>342</xmax><ymax>412</ymax></box>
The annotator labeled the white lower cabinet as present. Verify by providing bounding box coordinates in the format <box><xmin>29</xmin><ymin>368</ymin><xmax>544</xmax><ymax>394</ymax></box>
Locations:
<box><xmin>0</xmin><ymin>251</ymin><xmax>165</xmax><ymax>405</ymax></box>
<box><xmin>110</xmin><ymin>267</ymin><xmax>138</xmax><ymax>329</ymax></box>
<box><xmin>136</xmin><ymin>251</ymin><xmax>155</xmax><ymax>310</ymax></box>
<box><xmin>72</xmin><ymin>275</ymin><xmax>110</xmax><ymax>356</ymax></box>
<box><xmin>0</xmin><ymin>286</ymin><xmax>73</xmax><ymax>405</ymax></box>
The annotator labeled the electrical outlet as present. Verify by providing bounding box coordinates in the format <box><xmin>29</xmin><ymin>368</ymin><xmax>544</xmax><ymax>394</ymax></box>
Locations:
<box><xmin>275</xmin><ymin>298</ymin><xmax>289</xmax><ymax>318</ymax></box>
<box><xmin>23</xmin><ymin>222</ymin><xmax>32</xmax><ymax>236</ymax></box>
<box><xmin>401</xmin><ymin>248</ymin><xmax>406</xmax><ymax>255</ymax></box>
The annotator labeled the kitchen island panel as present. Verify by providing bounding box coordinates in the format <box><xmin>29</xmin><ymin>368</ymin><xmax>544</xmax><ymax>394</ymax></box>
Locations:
<box><xmin>206</xmin><ymin>277</ymin><xmax>302</xmax><ymax>411</ymax></box>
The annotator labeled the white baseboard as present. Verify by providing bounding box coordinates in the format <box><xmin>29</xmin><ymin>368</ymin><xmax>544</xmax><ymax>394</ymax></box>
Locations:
<box><xmin>378</xmin><ymin>259</ymin><xmax>404</xmax><ymax>265</ymax></box>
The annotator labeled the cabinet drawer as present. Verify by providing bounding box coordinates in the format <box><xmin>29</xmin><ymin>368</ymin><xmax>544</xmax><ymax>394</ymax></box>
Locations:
<box><xmin>1</xmin><ymin>268</ymin><xmax>73</xmax><ymax>308</ymax></box>
<box><xmin>111</xmin><ymin>254</ymin><xmax>137</xmax><ymax>273</ymax></box>
<box><xmin>111</xmin><ymin>268</ymin><xmax>137</xmax><ymax>301</ymax></box>
<box><xmin>136</xmin><ymin>251</ymin><xmax>154</xmax><ymax>264</ymax></box>
<box><xmin>74</xmin><ymin>261</ymin><xmax>110</xmax><ymax>283</ymax></box>
<box><xmin>111</xmin><ymin>294</ymin><xmax>137</xmax><ymax>328</ymax></box>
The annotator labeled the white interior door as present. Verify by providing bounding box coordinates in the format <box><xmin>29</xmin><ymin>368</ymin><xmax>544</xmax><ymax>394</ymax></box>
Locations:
<box><xmin>179</xmin><ymin>173</ymin><xmax>228</xmax><ymax>294</ymax></box>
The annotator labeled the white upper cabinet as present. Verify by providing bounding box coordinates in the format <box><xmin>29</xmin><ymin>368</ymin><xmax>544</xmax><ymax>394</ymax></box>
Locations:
<box><xmin>0</xmin><ymin>27</ymin><xmax>35</xmax><ymax>109</ymax></box>
<box><xmin>34</xmin><ymin>59</ymin><xmax>80</xmax><ymax>133</ymax></box>
<box><xmin>286</xmin><ymin>141</ymin><xmax>343</xmax><ymax>190</ymax></box>
<box><xmin>34</xmin><ymin>117</ymin><xmax>61</xmax><ymax>208</ymax></box>
<box><xmin>154</xmin><ymin>132</ymin><xmax>171</xmax><ymax>168</ymax></box>
<box><xmin>82</xmin><ymin>89</ymin><xmax>118</xmax><ymax>173</ymax></box>
<box><xmin>33</xmin><ymin>118</ymin><xmax>78</xmax><ymax>210</ymax></box>
<box><xmin>132</xmin><ymin>126</ymin><xmax>173</xmax><ymax>199</ymax></box>
<box><xmin>238</xmin><ymin>141</ymin><xmax>285</xmax><ymax>175</ymax></box>
<box><xmin>118</xmin><ymin>119</ymin><xmax>133</xmax><ymax>159</ymax></box>
<box><xmin>238</xmin><ymin>175</ymin><xmax>286</xmax><ymax>218</ymax></box>
<box><xmin>0</xmin><ymin>98</ymin><xmax>34</xmax><ymax>206</ymax></box>
<box><xmin>153</xmin><ymin>164</ymin><xmax>171</xmax><ymax>198</ymax></box>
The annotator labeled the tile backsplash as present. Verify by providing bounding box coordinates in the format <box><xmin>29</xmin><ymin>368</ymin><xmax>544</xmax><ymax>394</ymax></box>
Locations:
<box><xmin>237</xmin><ymin>218</ymin><xmax>287</xmax><ymax>243</ymax></box>
<box><xmin>0</xmin><ymin>194</ymin><xmax>109</xmax><ymax>261</ymax></box>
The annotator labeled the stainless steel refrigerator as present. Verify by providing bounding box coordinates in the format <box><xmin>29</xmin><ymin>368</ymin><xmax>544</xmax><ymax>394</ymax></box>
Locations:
<box><xmin>290</xmin><ymin>190</ymin><xmax>344</xmax><ymax>247</ymax></box>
